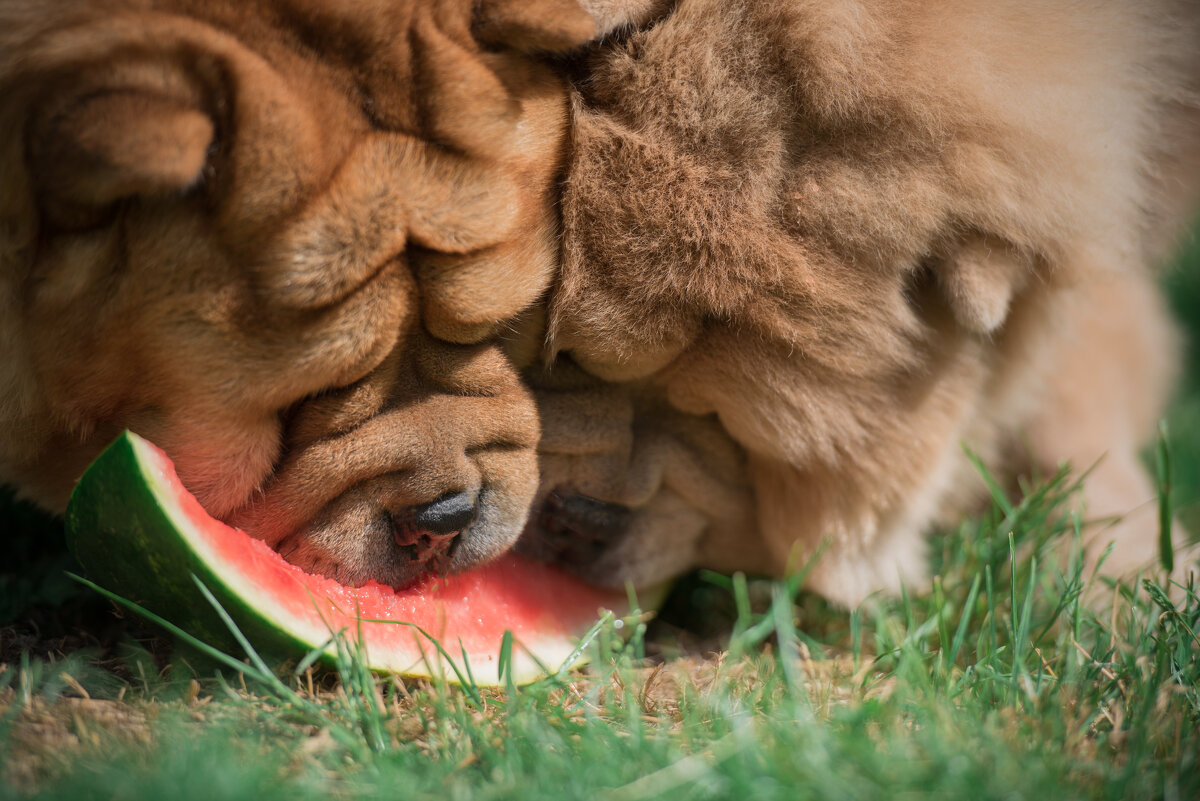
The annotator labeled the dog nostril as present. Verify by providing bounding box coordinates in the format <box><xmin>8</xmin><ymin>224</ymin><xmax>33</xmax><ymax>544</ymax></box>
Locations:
<box><xmin>391</xmin><ymin>491</ymin><xmax>477</xmax><ymax>576</ymax></box>
<box><xmin>411</xmin><ymin>491</ymin><xmax>477</xmax><ymax>537</ymax></box>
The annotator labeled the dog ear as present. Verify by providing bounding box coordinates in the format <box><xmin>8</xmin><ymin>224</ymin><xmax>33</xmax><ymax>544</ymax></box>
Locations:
<box><xmin>27</xmin><ymin>72</ymin><xmax>213</xmax><ymax>226</ymax></box>
<box><xmin>933</xmin><ymin>235</ymin><xmax>1031</xmax><ymax>335</ymax></box>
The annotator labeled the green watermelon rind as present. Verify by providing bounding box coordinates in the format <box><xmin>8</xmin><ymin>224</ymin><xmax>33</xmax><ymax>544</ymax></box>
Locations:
<box><xmin>66</xmin><ymin>432</ymin><xmax>323</xmax><ymax>669</ymax></box>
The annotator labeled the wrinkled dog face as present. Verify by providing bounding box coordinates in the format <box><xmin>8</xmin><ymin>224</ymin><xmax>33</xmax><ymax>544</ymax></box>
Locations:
<box><xmin>518</xmin><ymin>360</ymin><xmax>760</xmax><ymax>590</ymax></box>
<box><xmin>0</xmin><ymin>0</ymin><xmax>602</xmax><ymax>586</ymax></box>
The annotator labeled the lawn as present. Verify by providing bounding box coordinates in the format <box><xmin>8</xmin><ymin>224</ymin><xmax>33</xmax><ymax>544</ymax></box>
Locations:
<box><xmin>2</xmin><ymin>233</ymin><xmax>1199</xmax><ymax>799</ymax></box>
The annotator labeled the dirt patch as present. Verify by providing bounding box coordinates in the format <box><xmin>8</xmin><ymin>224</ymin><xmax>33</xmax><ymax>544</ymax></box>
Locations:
<box><xmin>2</xmin><ymin>692</ymin><xmax>152</xmax><ymax>791</ymax></box>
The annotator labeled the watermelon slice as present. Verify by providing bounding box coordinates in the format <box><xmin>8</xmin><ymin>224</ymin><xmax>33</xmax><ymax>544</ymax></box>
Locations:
<box><xmin>65</xmin><ymin>431</ymin><xmax>636</xmax><ymax>685</ymax></box>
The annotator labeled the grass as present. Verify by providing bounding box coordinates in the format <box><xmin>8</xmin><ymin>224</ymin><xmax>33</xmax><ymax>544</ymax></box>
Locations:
<box><xmin>1</xmin><ymin>235</ymin><xmax>1198</xmax><ymax>799</ymax></box>
<box><xmin>2</xmin><ymin>465</ymin><xmax>1198</xmax><ymax>800</ymax></box>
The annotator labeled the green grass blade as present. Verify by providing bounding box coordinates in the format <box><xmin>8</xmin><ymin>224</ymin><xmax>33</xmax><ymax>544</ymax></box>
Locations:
<box><xmin>498</xmin><ymin>629</ymin><xmax>515</xmax><ymax>691</ymax></box>
<box><xmin>292</xmin><ymin>635</ymin><xmax>339</xmax><ymax>679</ymax></box>
<box><xmin>964</xmin><ymin>444</ymin><xmax>1014</xmax><ymax>517</ymax></box>
<box><xmin>457</xmin><ymin>638</ymin><xmax>478</xmax><ymax>689</ymax></box>
<box><xmin>191</xmin><ymin>575</ymin><xmax>276</xmax><ymax>680</ymax></box>
<box><xmin>350</xmin><ymin>615</ymin><xmax>481</xmax><ymax>702</ymax></box>
<box><xmin>1156</xmin><ymin>420</ymin><xmax>1175</xmax><ymax>573</ymax></box>
<box><xmin>552</xmin><ymin>610</ymin><xmax>614</xmax><ymax>683</ymax></box>
<box><xmin>67</xmin><ymin>573</ymin><xmax>272</xmax><ymax>682</ymax></box>
<box><xmin>948</xmin><ymin>572</ymin><xmax>982</xmax><ymax>668</ymax></box>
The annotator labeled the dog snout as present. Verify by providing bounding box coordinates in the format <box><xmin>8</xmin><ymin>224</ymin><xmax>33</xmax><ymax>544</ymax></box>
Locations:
<box><xmin>228</xmin><ymin>337</ymin><xmax>540</xmax><ymax>588</ymax></box>
<box><xmin>388</xmin><ymin>490</ymin><xmax>478</xmax><ymax>575</ymax></box>
<box><xmin>518</xmin><ymin>490</ymin><xmax>633</xmax><ymax>572</ymax></box>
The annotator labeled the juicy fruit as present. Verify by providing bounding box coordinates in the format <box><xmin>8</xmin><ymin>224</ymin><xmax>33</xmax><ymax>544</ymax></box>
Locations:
<box><xmin>65</xmin><ymin>431</ymin><xmax>631</xmax><ymax>684</ymax></box>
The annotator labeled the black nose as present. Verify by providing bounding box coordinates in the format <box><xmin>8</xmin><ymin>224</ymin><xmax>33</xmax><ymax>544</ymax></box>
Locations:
<box><xmin>412</xmin><ymin>491</ymin><xmax>477</xmax><ymax>537</ymax></box>
<box><xmin>391</xmin><ymin>491</ymin><xmax>478</xmax><ymax>577</ymax></box>
<box><xmin>517</xmin><ymin>490</ymin><xmax>632</xmax><ymax>570</ymax></box>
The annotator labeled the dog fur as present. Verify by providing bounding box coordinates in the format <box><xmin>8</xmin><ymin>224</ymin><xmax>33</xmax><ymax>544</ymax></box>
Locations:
<box><xmin>2</xmin><ymin>0</ymin><xmax>1199</xmax><ymax>604</ymax></box>
<box><xmin>531</xmin><ymin>0</ymin><xmax>1200</xmax><ymax>603</ymax></box>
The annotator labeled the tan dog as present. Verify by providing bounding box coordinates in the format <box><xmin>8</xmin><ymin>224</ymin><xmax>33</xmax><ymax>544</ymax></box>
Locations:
<box><xmin>521</xmin><ymin>0</ymin><xmax>1200</xmax><ymax>604</ymax></box>
<box><xmin>0</xmin><ymin>0</ymin><xmax>627</xmax><ymax>586</ymax></box>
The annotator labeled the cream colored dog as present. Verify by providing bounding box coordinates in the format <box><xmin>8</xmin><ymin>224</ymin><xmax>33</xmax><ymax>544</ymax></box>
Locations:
<box><xmin>521</xmin><ymin>0</ymin><xmax>1200</xmax><ymax>604</ymax></box>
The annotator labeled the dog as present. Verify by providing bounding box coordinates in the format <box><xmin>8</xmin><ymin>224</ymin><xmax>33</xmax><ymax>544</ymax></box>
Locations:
<box><xmin>0</xmin><ymin>0</ymin><xmax>624</xmax><ymax>587</ymax></box>
<box><xmin>521</xmin><ymin>0</ymin><xmax>1200</xmax><ymax>603</ymax></box>
<box><xmin>3</xmin><ymin>0</ymin><xmax>1199</xmax><ymax>607</ymax></box>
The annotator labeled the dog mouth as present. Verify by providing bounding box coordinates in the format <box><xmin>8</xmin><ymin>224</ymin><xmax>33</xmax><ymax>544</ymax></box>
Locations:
<box><xmin>257</xmin><ymin>483</ymin><xmax>528</xmax><ymax>590</ymax></box>
<box><xmin>272</xmin><ymin>516</ymin><xmax>467</xmax><ymax>590</ymax></box>
<box><xmin>222</xmin><ymin>333</ymin><xmax>543</xmax><ymax>589</ymax></box>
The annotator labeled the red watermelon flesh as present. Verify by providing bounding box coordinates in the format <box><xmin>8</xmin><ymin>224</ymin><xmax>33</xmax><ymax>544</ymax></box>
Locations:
<box><xmin>66</xmin><ymin>431</ymin><xmax>635</xmax><ymax>685</ymax></box>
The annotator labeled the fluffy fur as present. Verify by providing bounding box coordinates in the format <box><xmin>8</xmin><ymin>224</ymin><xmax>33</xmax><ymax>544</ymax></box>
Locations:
<box><xmin>2</xmin><ymin>0</ymin><xmax>1198</xmax><ymax>604</ymax></box>
<box><xmin>528</xmin><ymin>0</ymin><xmax>1200</xmax><ymax>602</ymax></box>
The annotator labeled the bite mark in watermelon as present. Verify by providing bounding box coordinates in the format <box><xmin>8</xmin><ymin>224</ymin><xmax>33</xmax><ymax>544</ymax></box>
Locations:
<box><xmin>65</xmin><ymin>431</ymin><xmax>636</xmax><ymax>685</ymax></box>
